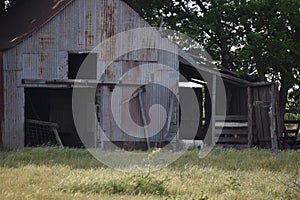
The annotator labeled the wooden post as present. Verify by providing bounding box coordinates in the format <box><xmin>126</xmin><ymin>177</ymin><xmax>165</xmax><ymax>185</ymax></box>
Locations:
<box><xmin>269</xmin><ymin>84</ymin><xmax>278</xmax><ymax>152</ymax></box>
<box><xmin>138</xmin><ymin>90</ymin><xmax>151</xmax><ymax>151</ymax></box>
<box><xmin>275</xmin><ymin>83</ymin><xmax>282</xmax><ymax>139</ymax></box>
<box><xmin>51</xmin><ymin>127</ymin><xmax>64</xmax><ymax>148</ymax></box>
<box><xmin>0</xmin><ymin>52</ymin><xmax>3</xmax><ymax>148</ymax></box>
<box><xmin>247</xmin><ymin>87</ymin><xmax>253</xmax><ymax>148</ymax></box>
<box><xmin>211</xmin><ymin>75</ymin><xmax>217</xmax><ymax>145</ymax></box>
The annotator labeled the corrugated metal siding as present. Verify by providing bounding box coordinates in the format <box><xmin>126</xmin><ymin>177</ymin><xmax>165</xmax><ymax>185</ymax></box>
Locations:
<box><xmin>2</xmin><ymin>0</ymin><xmax>180</xmax><ymax>147</ymax></box>
<box><xmin>3</xmin><ymin>70</ymin><xmax>24</xmax><ymax>148</ymax></box>
<box><xmin>5</xmin><ymin>0</ymin><xmax>161</xmax><ymax>80</ymax></box>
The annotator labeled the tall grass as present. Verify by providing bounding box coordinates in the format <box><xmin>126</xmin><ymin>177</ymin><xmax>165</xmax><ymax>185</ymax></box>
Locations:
<box><xmin>0</xmin><ymin>147</ymin><xmax>299</xmax><ymax>200</ymax></box>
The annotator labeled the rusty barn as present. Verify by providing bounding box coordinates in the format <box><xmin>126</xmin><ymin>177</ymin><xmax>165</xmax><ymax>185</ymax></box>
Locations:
<box><xmin>0</xmin><ymin>0</ymin><xmax>281</xmax><ymax>150</ymax></box>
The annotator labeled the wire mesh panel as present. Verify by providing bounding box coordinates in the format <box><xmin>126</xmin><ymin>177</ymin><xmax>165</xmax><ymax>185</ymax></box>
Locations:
<box><xmin>25</xmin><ymin>119</ymin><xmax>63</xmax><ymax>147</ymax></box>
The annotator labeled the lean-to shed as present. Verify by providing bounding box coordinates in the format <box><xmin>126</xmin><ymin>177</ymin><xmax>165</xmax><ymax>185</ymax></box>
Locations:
<box><xmin>0</xmin><ymin>0</ymin><xmax>280</xmax><ymax>150</ymax></box>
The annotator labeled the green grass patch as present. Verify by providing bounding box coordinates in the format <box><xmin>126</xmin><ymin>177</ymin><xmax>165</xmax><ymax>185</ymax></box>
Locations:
<box><xmin>59</xmin><ymin>173</ymin><xmax>169</xmax><ymax>196</ymax></box>
<box><xmin>0</xmin><ymin>147</ymin><xmax>299</xmax><ymax>200</ymax></box>
<box><xmin>0</xmin><ymin>147</ymin><xmax>105</xmax><ymax>169</ymax></box>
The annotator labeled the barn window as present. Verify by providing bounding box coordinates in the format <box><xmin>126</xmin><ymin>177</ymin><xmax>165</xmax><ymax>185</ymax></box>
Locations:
<box><xmin>68</xmin><ymin>53</ymin><xmax>97</xmax><ymax>79</ymax></box>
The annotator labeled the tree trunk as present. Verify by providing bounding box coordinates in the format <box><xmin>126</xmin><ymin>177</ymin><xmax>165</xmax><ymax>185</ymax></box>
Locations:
<box><xmin>278</xmin><ymin>76</ymin><xmax>291</xmax><ymax>138</ymax></box>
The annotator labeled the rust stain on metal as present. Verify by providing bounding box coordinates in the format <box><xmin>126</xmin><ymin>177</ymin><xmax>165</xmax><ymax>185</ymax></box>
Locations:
<box><xmin>85</xmin><ymin>12</ymin><xmax>94</xmax><ymax>46</ymax></box>
<box><xmin>105</xmin><ymin>66</ymin><xmax>116</xmax><ymax>81</ymax></box>
<box><xmin>103</xmin><ymin>0</ymin><xmax>117</xmax><ymax>59</ymax></box>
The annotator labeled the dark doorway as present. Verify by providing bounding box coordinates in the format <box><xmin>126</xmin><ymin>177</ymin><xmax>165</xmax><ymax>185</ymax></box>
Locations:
<box><xmin>68</xmin><ymin>53</ymin><xmax>97</xmax><ymax>79</ymax></box>
<box><xmin>179</xmin><ymin>62</ymin><xmax>211</xmax><ymax>140</ymax></box>
<box><xmin>25</xmin><ymin>88</ymin><xmax>84</xmax><ymax>147</ymax></box>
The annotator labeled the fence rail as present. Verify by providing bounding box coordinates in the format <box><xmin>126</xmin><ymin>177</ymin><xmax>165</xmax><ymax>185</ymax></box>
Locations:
<box><xmin>25</xmin><ymin>119</ymin><xmax>63</xmax><ymax>148</ymax></box>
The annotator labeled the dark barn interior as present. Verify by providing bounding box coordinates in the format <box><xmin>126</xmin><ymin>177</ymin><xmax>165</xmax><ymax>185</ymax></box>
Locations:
<box><xmin>25</xmin><ymin>88</ymin><xmax>84</xmax><ymax>148</ymax></box>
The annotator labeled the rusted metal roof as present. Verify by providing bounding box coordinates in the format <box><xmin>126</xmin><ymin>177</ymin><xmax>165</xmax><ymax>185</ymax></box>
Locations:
<box><xmin>0</xmin><ymin>0</ymin><xmax>143</xmax><ymax>51</ymax></box>
<box><xmin>0</xmin><ymin>0</ymin><xmax>74</xmax><ymax>51</ymax></box>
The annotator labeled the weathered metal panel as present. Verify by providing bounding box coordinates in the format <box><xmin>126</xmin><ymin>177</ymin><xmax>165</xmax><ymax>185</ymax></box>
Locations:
<box><xmin>85</xmin><ymin>0</ymin><xmax>97</xmax><ymax>49</ymax></box>
<box><xmin>117</xmin><ymin>2</ymin><xmax>158</xmax><ymax>62</ymax></box>
<box><xmin>3</xmin><ymin>70</ymin><xmax>24</xmax><ymax>148</ymax></box>
<box><xmin>57</xmin><ymin>51</ymin><xmax>68</xmax><ymax>79</ymax></box>
<box><xmin>38</xmin><ymin>17</ymin><xmax>60</xmax><ymax>79</ymax></box>
<box><xmin>97</xmin><ymin>0</ymin><xmax>118</xmax><ymax>60</ymax></box>
<box><xmin>62</xmin><ymin>0</ymin><xmax>86</xmax><ymax>50</ymax></box>
<box><xmin>22</xmin><ymin>54</ymin><xmax>39</xmax><ymax>79</ymax></box>
<box><xmin>3</xmin><ymin>48</ymin><xmax>19</xmax><ymax>70</ymax></box>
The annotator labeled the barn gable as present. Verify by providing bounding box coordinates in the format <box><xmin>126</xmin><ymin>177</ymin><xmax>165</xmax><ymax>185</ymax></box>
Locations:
<box><xmin>0</xmin><ymin>0</ymin><xmax>178</xmax><ymax>149</ymax></box>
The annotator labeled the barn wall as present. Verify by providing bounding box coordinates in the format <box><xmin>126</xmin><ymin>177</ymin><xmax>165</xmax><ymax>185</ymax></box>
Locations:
<box><xmin>2</xmin><ymin>0</ymin><xmax>179</xmax><ymax>148</ymax></box>
<box><xmin>2</xmin><ymin>70</ymin><xmax>24</xmax><ymax>148</ymax></box>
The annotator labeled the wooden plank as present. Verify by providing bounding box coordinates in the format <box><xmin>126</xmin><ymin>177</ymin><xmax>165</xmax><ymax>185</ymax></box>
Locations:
<box><xmin>216</xmin><ymin>137</ymin><xmax>248</xmax><ymax>143</ymax></box>
<box><xmin>215</xmin><ymin>128</ymin><xmax>249</xmax><ymax>136</ymax></box>
<box><xmin>275</xmin><ymin>83</ymin><xmax>282</xmax><ymax>138</ymax></box>
<box><xmin>138</xmin><ymin>90</ymin><xmax>150</xmax><ymax>150</ymax></box>
<box><xmin>211</xmin><ymin>75</ymin><xmax>216</xmax><ymax>144</ymax></box>
<box><xmin>215</xmin><ymin>115</ymin><xmax>248</xmax><ymax>122</ymax></box>
<box><xmin>51</xmin><ymin>127</ymin><xmax>64</xmax><ymax>148</ymax></box>
<box><xmin>26</xmin><ymin>119</ymin><xmax>58</xmax><ymax>127</ymax></box>
<box><xmin>247</xmin><ymin>87</ymin><xmax>253</xmax><ymax>148</ymax></box>
<box><xmin>269</xmin><ymin>84</ymin><xmax>278</xmax><ymax>152</ymax></box>
<box><xmin>262</xmin><ymin>104</ymin><xmax>271</xmax><ymax>141</ymax></box>
<box><xmin>215</xmin><ymin>122</ymin><xmax>248</xmax><ymax>127</ymax></box>
<box><xmin>249</xmin><ymin>82</ymin><xmax>274</xmax><ymax>87</ymax></box>
<box><xmin>255</xmin><ymin>103</ymin><xmax>264</xmax><ymax>141</ymax></box>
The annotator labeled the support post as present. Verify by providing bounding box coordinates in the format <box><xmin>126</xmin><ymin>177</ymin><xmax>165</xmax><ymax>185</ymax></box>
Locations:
<box><xmin>211</xmin><ymin>75</ymin><xmax>217</xmax><ymax>145</ymax></box>
<box><xmin>247</xmin><ymin>87</ymin><xmax>253</xmax><ymax>148</ymax></box>
<box><xmin>51</xmin><ymin>127</ymin><xmax>64</xmax><ymax>148</ymax></box>
<box><xmin>269</xmin><ymin>84</ymin><xmax>278</xmax><ymax>152</ymax></box>
<box><xmin>138</xmin><ymin>89</ymin><xmax>151</xmax><ymax>151</ymax></box>
<box><xmin>0</xmin><ymin>52</ymin><xmax>3</xmax><ymax>148</ymax></box>
<box><xmin>165</xmin><ymin>93</ymin><xmax>175</xmax><ymax>137</ymax></box>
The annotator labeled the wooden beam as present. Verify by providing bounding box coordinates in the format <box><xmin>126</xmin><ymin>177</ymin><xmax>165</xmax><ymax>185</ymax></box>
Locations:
<box><xmin>247</xmin><ymin>87</ymin><xmax>253</xmax><ymax>148</ymax></box>
<box><xmin>215</xmin><ymin>122</ymin><xmax>248</xmax><ymax>128</ymax></box>
<box><xmin>51</xmin><ymin>127</ymin><xmax>64</xmax><ymax>148</ymax></box>
<box><xmin>26</xmin><ymin>119</ymin><xmax>58</xmax><ymax>127</ymax></box>
<box><xmin>269</xmin><ymin>84</ymin><xmax>278</xmax><ymax>152</ymax></box>
<box><xmin>216</xmin><ymin>137</ymin><xmax>248</xmax><ymax>143</ymax></box>
<box><xmin>215</xmin><ymin>115</ymin><xmax>248</xmax><ymax>122</ymax></box>
<box><xmin>215</xmin><ymin>128</ymin><xmax>249</xmax><ymax>136</ymax></box>
<box><xmin>138</xmin><ymin>90</ymin><xmax>151</xmax><ymax>151</ymax></box>
<box><xmin>0</xmin><ymin>52</ymin><xmax>3</xmax><ymax>148</ymax></box>
<box><xmin>211</xmin><ymin>75</ymin><xmax>217</xmax><ymax>145</ymax></box>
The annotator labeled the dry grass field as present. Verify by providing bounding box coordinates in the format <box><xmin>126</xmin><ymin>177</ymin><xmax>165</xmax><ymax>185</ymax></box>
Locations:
<box><xmin>0</xmin><ymin>147</ymin><xmax>299</xmax><ymax>200</ymax></box>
